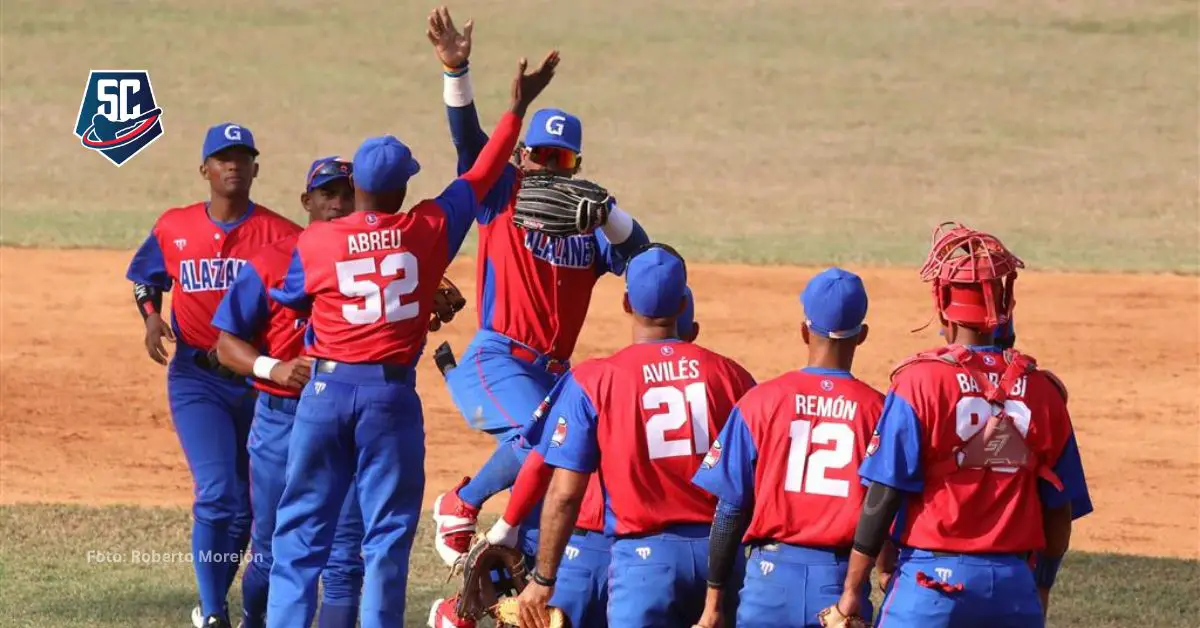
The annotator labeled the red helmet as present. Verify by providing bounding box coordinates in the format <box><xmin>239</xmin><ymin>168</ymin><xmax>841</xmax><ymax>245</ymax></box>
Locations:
<box><xmin>918</xmin><ymin>222</ymin><xmax>1024</xmax><ymax>332</ymax></box>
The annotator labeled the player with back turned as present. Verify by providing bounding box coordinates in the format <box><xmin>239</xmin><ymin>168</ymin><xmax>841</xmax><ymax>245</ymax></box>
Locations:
<box><xmin>692</xmin><ymin>268</ymin><xmax>885</xmax><ymax>628</ymax></box>
<box><xmin>263</xmin><ymin>53</ymin><xmax>559</xmax><ymax>628</ymax></box>
<box><xmin>424</xmin><ymin>7</ymin><xmax>651</xmax><ymax>567</ymax></box>
<box><xmin>210</xmin><ymin>157</ymin><xmax>364</xmax><ymax>628</ymax></box>
<box><xmin>516</xmin><ymin>245</ymin><xmax>757</xmax><ymax>628</ymax></box>
<box><xmin>126</xmin><ymin>123</ymin><xmax>299</xmax><ymax>628</ymax></box>
<box><xmin>819</xmin><ymin>223</ymin><xmax>1093</xmax><ymax>628</ymax></box>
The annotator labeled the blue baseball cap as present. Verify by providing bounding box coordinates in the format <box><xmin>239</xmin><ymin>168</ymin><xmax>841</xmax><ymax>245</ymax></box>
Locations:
<box><xmin>626</xmin><ymin>247</ymin><xmax>688</xmax><ymax>318</ymax></box>
<box><xmin>676</xmin><ymin>286</ymin><xmax>696</xmax><ymax>336</ymax></box>
<box><xmin>352</xmin><ymin>136</ymin><xmax>421</xmax><ymax>193</ymax></box>
<box><xmin>801</xmin><ymin>267</ymin><xmax>868</xmax><ymax>339</ymax></box>
<box><xmin>202</xmin><ymin>122</ymin><xmax>258</xmax><ymax>162</ymax></box>
<box><xmin>524</xmin><ymin>108</ymin><xmax>582</xmax><ymax>153</ymax></box>
<box><xmin>305</xmin><ymin>156</ymin><xmax>352</xmax><ymax>192</ymax></box>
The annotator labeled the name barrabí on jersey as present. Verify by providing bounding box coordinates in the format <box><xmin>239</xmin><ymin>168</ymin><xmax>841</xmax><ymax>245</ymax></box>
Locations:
<box><xmin>643</xmin><ymin>358</ymin><xmax>701</xmax><ymax>384</ymax></box>
<box><xmin>179</xmin><ymin>258</ymin><xmax>246</xmax><ymax>292</ymax></box>
<box><xmin>524</xmin><ymin>231</ymin><xmax>595</xmax><ymax>269</ymax></box>
<box><xmin>956</xmin><ymin>372</ymin><xmax>1028</xmax><ymax>397</ymax></box>
<box><xmin>795</xmin><ymin>394</ymin><xmax>859</xmax><ymax>421</ymax></box>
<box><xmin>347</xmin><ymin>229</ymin><xmax>404</xmax><ymax>255</ymax></box>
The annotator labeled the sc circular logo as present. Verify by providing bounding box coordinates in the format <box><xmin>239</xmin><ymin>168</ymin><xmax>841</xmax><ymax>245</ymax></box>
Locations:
<box><xmin>660</xmin><ymin>345</ymin><xmax>674</xmax><ymax>356</ymax></box>
<box><xmin>983</xmin><ymin>354</ymin><xmax>996</xmax><ymax>366</ymax></box>
<box><xmin>820</xmin><ymin>379</ymin><xmax>834</xmax><ymax>392</ymax></box>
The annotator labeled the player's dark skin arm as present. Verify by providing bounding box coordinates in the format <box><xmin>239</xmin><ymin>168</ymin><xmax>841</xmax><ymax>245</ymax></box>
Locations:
<box><xmin>835</xmin><ymin>481</ymin><xmax>905</xmax><ymax>618</ymax></box>
<box><xmin>133</xmin><ymin>283</ymin><xmax>174</xmax><ymax>365</ymax></box>
<box><xmin>1037</xmin><ymin>502</ymin><xmax>1073</xmax><ymax>617</ymax></box>
<box><xmin>516</xmin><ymin>467</ymin><xmax>588</xmax><ymax>628</ymax></box>
<box><xmin>214</xmin><ymin>331</ymin><xmax>313</xmax><ymax>390</ymax></box>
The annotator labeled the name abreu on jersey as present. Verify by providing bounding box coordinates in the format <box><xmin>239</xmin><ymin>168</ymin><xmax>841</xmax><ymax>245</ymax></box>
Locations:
<box><xmin>179</xmin><ymin>257</ymin><xmax>246</xmax><ymax>292</ymax></box>
<box><xmin>524</xmin><ymin>230</ymin><xmax>595</xmax><ymax>269</ymax></box>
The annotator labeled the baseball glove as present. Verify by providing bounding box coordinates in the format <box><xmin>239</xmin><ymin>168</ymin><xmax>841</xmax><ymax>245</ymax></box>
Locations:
<box><xmin>513</xmin><ymin>174</ymin><xmax>611</xmax><ymax>237</ymax></box>
<box><xmin>492</xmin><ymin>598</ymin><xmax>570</xmax><ymax>628</ymax></box>
<box><xmin>429</xmin><ymin>276</ymin><xmax>466</xmax><ymax>332</ymax></box>
<box><xmin>817</xmin><ymin>604</ymin><xmax>869</xmax><ymax>628</ymax></box>
<box><xmin>454</xmin><ymin>541</ymin><xmax>529</xmax><ymax>620</ymax></box>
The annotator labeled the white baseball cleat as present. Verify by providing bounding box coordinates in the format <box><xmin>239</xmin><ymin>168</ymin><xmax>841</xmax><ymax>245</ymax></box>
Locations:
<box><xmin>432</xmin><ymin>476</ymin><xmax>480</xmax><ymax>567</ymax></box>
<box><xmin>191</xmin><ymin>605</ymin><xmax>203</xmax><ymax>628</ymax></box>
<box><xmin>428</xmin><ymin>596</ymin><xmax>476</xmax><ymax>628</ymax></box>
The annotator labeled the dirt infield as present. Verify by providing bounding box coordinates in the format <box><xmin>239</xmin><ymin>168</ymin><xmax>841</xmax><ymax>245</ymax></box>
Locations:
<box><xmin>1</xmin><ymin>248</ymin><xmax>1196</xmax><ymax>559</ymax></box>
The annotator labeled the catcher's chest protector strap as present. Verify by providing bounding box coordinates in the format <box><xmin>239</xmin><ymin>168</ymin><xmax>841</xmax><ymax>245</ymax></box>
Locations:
<box><xmin>901</xmin><ymin>347</ymin><xmax>1063</xmax><ymax>490</ymax></box>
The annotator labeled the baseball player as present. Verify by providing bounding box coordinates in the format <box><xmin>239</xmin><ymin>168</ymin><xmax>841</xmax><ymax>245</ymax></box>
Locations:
<box><xmin>425</xmin><ymin>7</ymin><xmax>651</xmax><ymax>566</ymax></box>
<box><xmin>516</xmin><ymin>245</ymin><xmax>757</xmax><ymax>628</ymax></box>
<box><xmin>429</xmin><ymin>287</ymin><xmax>700</xmax><ymax>628</ymax></box>
<box><xmin>691</xmin><ymin>268</ymin><xmax>885</xmax><ymax>628</ymax></box>
<box><xmin>819</xmin><ymin>223</ymin><xmax>1093</xmax><ymax>628</ymax></box>
<box><xmin>263</xmin><ymin>55</ymin><xmax>558</xmax><ymax>628</ymax></box>
<box><xmin>211</xmin><ymin>157</ymin><xmax>364</xmax><ymax>628</ymax></box>
<box><xmin>126</xmin><ymin>123</ymin><xmax>300</xmax><ymax>628</ymax></box>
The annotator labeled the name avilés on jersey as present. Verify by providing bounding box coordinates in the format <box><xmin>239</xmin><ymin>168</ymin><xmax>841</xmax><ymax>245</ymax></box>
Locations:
<box><xmin>524</xmin><ymin>230</ymin><xmax>595</xmax><ymax>269</ymax></box>
<box><xmin>644</xmin><ymin>358</ymin><xmax>701</xmax><ymax>384</ymax></box>
<box><xmin>179</xmin><ymin>257</ymin><xmax>246</xmax><ymax>292</ymax></box>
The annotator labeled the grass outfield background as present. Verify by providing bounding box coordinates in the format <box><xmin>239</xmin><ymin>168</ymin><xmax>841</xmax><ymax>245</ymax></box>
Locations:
<box><xmin>1</xmin><ymin>0</ymin><xmax>1198</xmax><ymax>626</ymax></box>
<box><xmin>2</xmin><ymin>505</ymin><xmax>1198</xmax><ymax>628</ymax></box>
<box><xmin>2</xmin><ymin>0</ymin><xmax>1197</xmax><ymax>271</ymax></box>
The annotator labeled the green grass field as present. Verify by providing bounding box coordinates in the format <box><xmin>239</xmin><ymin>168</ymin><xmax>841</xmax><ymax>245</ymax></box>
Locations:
<box><xmin>3</xmin><ymin>505</ymin><xmax>1198</xmax><ymax>628</ymax></box>
<box><xmin>2</xmin><ymin>0</ymin><xmax>1197</xmax><ymax>271</ymax></box>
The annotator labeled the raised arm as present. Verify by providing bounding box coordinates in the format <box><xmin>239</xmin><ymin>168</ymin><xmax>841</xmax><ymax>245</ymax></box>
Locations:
<box><xmin>427</xmin><ymin>7</ymin><xmax>488</xmax><ymax>173</ymax></box>
<box><xmin>595</xmin><ymin>202</ymin><xmax>651</xmax><ymax>275</ymax></box>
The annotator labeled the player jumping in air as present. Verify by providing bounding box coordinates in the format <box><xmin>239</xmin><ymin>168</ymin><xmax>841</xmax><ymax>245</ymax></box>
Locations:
<box><xmin>692</xmin><ymin>268</ymin><xmax>886</xmax><ymax>628</ymax></box>
<box><xmin>423</xmin><ymin>7</ymin><xmax>651</xmax><ymax>568</ymax></box>
<box><xmin>516</xmin><ymin>245</ymin><xmax>756</xmax><ymax>628</ymax></box>
<box><xmin>263</xmin><ymin>53</ymin><xmax>558</xmax><ymax>628</ymax></box>
<box><xmin>819</xmin><ymin>223</ymin><xmax>1093</xmax><ymax>628</ymax></box>
<box><xmin>211</xmin><ymin>157</ymin><xmax>363</xmax><ymax>628</ymax></box>
<box><xmin>126</xmin><ymin>123</ymin><xmax>300</xmax><ymax>628</ymax></box>
<box><xmin>429</xmin><ymin>287</ymin><xmax>700</xmax><ymax>628</ymax></box>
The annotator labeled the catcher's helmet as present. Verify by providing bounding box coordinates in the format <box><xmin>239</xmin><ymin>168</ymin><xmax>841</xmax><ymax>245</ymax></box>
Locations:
<box><xmin>919</xmin><ymin>222</ymin><xmax>1023</xmax><ymax>332</ymax></box>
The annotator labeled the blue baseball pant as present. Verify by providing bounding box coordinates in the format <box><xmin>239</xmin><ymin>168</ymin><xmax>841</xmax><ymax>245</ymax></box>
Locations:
<box><xmin>550</xmin><ymin>530</ymin><xmax>611</xmax><ymax>628</ymax></box>
<box><xmin>241</xmin><ymin>393</ymin><xmax>364</xmax><ymax>628</ymax></box>
<box><xmin>445</xmin><ymin>330</ymin><xmax>561</xmax><ymax>508</ymax></box>
<box><xmin>267</xmin><ymin>363</ymin><xmax>424</xmax><ymax>628</ymax></box>
<box><xmin>875</xmin><ymin>549</ymin><xmax>1043</xmax><ymax>627</ymax></box>
<box><xmin>737</xmin><ymin>544</ymin><xmax>873</xmax><ymax>627</ymax></box>
<box><xmin>168</xmin><ymin>346</ymin><xmax>255</xmax><ymax>619</ymax></box>
<box><xmin>608</xmin><ymin>524</ymin><xmax>744</xmax><ymax>627</ymax></box>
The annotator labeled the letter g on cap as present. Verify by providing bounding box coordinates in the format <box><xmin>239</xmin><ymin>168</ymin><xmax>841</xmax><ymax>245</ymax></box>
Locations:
<box><xmin>224</xmin><ymin>124</ymin><xmax>242</xmax><ymax>141</ymax></box>
<box><xmin>545</xmin><ymin>115</ymin><xmax>566</xmax><ymax>136</ymax></box>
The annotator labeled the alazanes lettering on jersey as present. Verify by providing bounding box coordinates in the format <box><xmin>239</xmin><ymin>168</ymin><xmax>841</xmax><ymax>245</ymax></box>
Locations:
<box><xmin>524</xmin><ymin>231</ymin><xmax>595</xmax><ymax>269</ymax></box>
<box><xmin>643</xmin><ymin>358</ymin><xmax>701</xmax><ymax>384</ymax></box>
<box><xmin>795</xmin><ymin>394</ymin><xmax>858</xmax><ymax>421</ymax></box>
<box><xmin>348</xmin><ymin>229</ymin><xmax>403</xmax><ymax>255</ymax></box>
<box><xmin>957</xmin><ymin>373</ymin><xmax>1028</xmax><ymax>397</ymax></box>
<box><xmin>179</xmin><ymin>258</ymin><xmax>246</xmax><ymax>293</ymax></box>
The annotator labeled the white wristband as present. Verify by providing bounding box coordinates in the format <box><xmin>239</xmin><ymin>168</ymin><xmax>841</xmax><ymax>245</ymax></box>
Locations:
<box><xmin>443</xmin><ymin>72</ymin><xmax>475</xmax><ymax>108</ymax></box>
<box><xmin>600</xmin><ymin>204</ymin><xmax>635</xmax><ymax>244</ymax></box>
<box><xmin>252</xmin><ymin>356</ymin><xmax>280</xmax><ymax>380</ymax></box>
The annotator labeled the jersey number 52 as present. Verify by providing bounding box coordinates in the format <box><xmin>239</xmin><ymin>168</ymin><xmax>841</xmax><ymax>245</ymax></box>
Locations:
<box><xmin>336</xmin><ymin>253</ymin><xmax>419</xmax><ymax>324</ymax></box>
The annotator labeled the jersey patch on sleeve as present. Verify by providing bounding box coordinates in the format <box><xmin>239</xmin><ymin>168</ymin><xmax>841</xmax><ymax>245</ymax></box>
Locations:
<box><xmin>550</xmin><ymin>416</ymin><xmax>568</xmax><ymax>448</ymax></box>
<box><xmin>866</xmin><ymin>430</ymin><xmax>881</xmax><ymax>457</ymax></box>
<box><xmin>700</xmin><ymin>440</ymin><xmax>723</xmax><ymax>470</ymax></box>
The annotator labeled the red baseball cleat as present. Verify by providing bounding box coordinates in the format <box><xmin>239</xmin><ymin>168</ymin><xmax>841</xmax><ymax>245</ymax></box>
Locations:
<box><xmin>432</xmin><ymin>476</ymin><xmax>480</xmax><ymax>566</ymax></box>
<box><xmin>428</xmin><ymin>595</ymin><xmax>476</xmax><ymax>628</ymax></box>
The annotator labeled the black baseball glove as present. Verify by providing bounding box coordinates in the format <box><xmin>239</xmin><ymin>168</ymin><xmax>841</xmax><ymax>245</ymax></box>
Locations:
<box><xmin>513</xmin><ymin>174</ymin><xmax>612</xmax><ymax>237</ymax></box>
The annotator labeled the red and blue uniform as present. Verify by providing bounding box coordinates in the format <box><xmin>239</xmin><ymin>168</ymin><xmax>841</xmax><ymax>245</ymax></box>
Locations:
<box><xmin>212</xmin><ymin>156</ymin><xmax>366</xmax><ymax>628</ymax></box>
<box><xmin>126</xmin><ymin>192</ymin><xmax>298</xmax><ymax>619</ymax></box>
<box><xmin>859</xmin><ymin>345</ymin><xmax>1092</xmax><ymax>627</ymax></box>
<box><xmin>264</xmin><ymin>116</ymin><xmax>522</xmax><ymax>628</ymax></box>
<box><xmin>543</xmin><ymin>339</ymin><xmax>756</xmax><ymax>626</ymax></box>
<box><xmin>693</xmin><ymin>368</ymin><xmax>885</xmax><ymax>627</ymax></box>
<box><xmin>443</xmin><ymin>101</ymin><xmax>648</xmax><ymax>447</ymax></box>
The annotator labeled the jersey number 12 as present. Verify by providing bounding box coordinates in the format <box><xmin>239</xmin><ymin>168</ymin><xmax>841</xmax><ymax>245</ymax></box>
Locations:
<box><xmin>784</xmin><ymin>420</ymin><xmax>854</xmax><ymax>498</ymax></box>
<box><xmin>336</xmin><ymin>253</ymin><xmax>419</xmax><ymax>324</ymax></box>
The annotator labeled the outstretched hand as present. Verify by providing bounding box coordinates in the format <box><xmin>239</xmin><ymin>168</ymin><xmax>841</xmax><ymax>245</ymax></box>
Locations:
<box><xmin>426</xmin><ymin>6</ymin><xmax>473</xmax><ymax>69</ymax></box>
<box><xmin>510</xmin><ymin>50</ymin><xmax>560</xmax><ymax>118</ymax></box>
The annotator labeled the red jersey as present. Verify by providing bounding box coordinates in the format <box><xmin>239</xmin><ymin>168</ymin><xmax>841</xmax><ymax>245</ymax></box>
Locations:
<box><xmin>695</xmin><ymin>368</ymin><xmax>884</xmax><ymax>548</ymax></box>
<box><xmin>859</xmin><ymin>346</ymin><xmax>1076</xmax><ymax>553</ymax></box>
<box><xmin>211</xmin><ymin>235</ymin><xmax>307</xmax><ymax>398</ymax></box>
<box><xmin>542</xmin><ymin>340</ymin><xmax>756</xmax><ymax>536</ymax></box>
<box><xmin>126</xmin><ymin>202</ymin><xmax>300</xmax><ymax>350</ymax></box>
